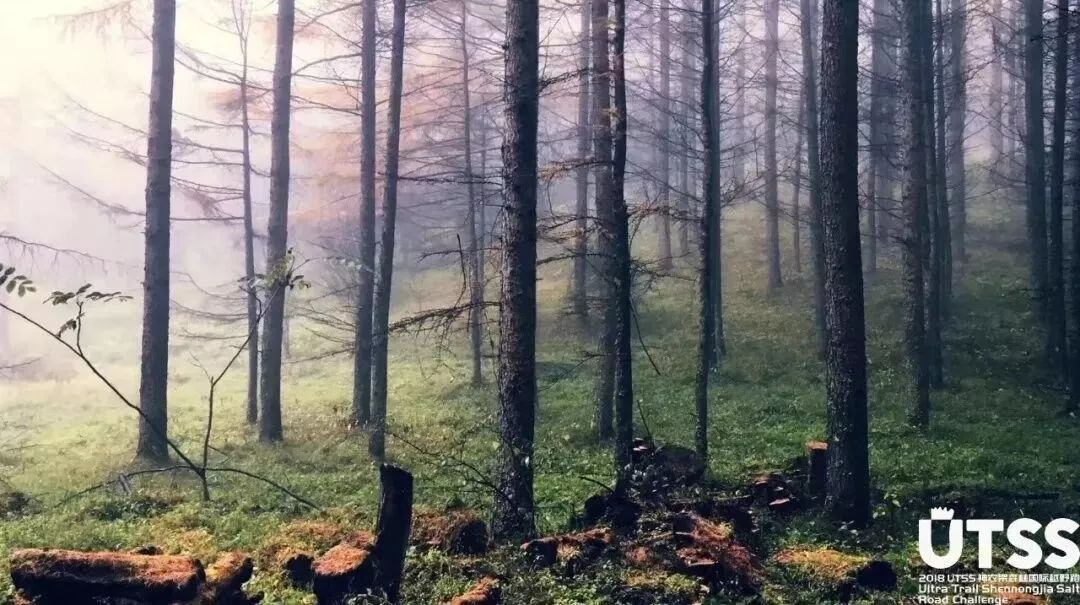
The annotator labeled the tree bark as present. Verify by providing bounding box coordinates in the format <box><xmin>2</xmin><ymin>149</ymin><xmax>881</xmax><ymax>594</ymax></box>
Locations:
<box><xmin>611</xmin><ymin>0</ymin><xmax>635</xmax><ymax>492</ymax></box>
<box><xmin>792</xmin><ymin>93</ymin><xmax>805</xmax><ymax>275</ymax></box>
<box><xmin>370</xmin><ymin>464</ymin><xmax>413</xmax><ymax>603</ymax></box>
<box><xmin>657</xmin><ymin>0</ymin><xmax>674</xmax><ymax>272</ymax></box>
<box><xmin>352</xmin><ymin>0</ymin><xmax>378</xmax><ymax>427</ymax></box>
<box><xmin>238</xmin><ymin>16</ymin><xmax>259</xmax><ymax>426</ymax></box>
<box><xmin>948</xmin><ymin>0</ymin><xmax>966</xmax><ymax>265</ymax></box>
<box><xmin>764</xmin><ymin>0</ymin><xmax>783</xmax><ymax>292</ymax></box>
<box><xmin>493</xmin><ymin>0</ymin><xmax>539</xmax><ymax>542</ymax></box>
<box><xmin>572</xmin><ymin>0</ymin><xmax>591</xmax><ymax>326</ymax></box>
<box><xmin>592</xmin><ymin>0</ymin><xmax>615</xmax><ymax>443</ymax></box>
<box><xmin>136</xmin><ymin>0</ymin><xmax>177</xmax><ymax>463</ymax></box>
<box><xmin>903</xmin><ymin>0</ymin><xmax>931</xmax><ymax>429</ymax></box>
<box><xmin>461</xmin><ymin>2</ymin><xmax>484</xmax><ymax>387</ymax></box>
<box><xmin>1024</xmin><ymin>0</ymin><xmax>1049</xmax><ymax>325</ymax></box>
<box><xmin>370</xmin><ymin>0</ymin><xmax>406</xmax><ymax>463</ymax></box>
<box><xmin>819</xmin><ymin>0</ymin><xmax>870</xmax><ymax>528</ymax></box>
<box><xmin>801</xmin><ymin>0</ymin><xmax>827</xmax><ymax>354</ymax></box>
<box><xmin>1047</xmin><ymin>0</ymin><xmax>1068</xmax><ymax>378</ymax></box>
<box><xmin>258</xmin><ymin>0</ymin><xmax>295</xmax><ymax>443</ymax></box>
<box><xmin>990</xmin><ymin>0</ymin><xmax>1005</xmax><ymax>165</ymax></box>
<box><xmin>924</xmin><ymin>0</ymin><xmax>944</xmax><ymax>387</ymax></box>
<box><xmin>1069</xmin><ymin>0</ymin><xmax>1080</xmax><ymax>411</ymax></box>
<box><xmin>696</xmin><ymin>0</ymin><xmax>720</xmax><ymax>461</ymax></box>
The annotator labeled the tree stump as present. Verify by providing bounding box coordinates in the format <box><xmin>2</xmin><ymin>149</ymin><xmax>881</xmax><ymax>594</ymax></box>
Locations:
<box><xmin>312</xmin><ymin>464</ymin><xmax>413</xmax><ymax>605</ymax></box>
<box><xmin>806</xmin><ymin>440</ymin><xmax>828</xmax><ymax>500</ymax></box>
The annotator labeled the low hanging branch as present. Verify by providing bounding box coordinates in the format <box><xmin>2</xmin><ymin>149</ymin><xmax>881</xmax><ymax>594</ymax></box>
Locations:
<box><xmin>0</xmin><ymin>259</ymin><xmax>317</xmax><ymax>510</ymax></box>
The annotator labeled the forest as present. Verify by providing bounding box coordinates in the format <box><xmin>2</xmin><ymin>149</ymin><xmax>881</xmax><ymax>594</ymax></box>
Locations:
<box><xmin>0</xmin><ymin>0</ymin><xmax>1078</xmax><ymax>602</ymax></box>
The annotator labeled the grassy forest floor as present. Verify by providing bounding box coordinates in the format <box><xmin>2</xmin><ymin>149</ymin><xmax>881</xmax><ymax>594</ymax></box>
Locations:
<box><xmin>2</xmin><ymin>174</ymin><xmax>1079</xmax><ymax>604</ymax></box>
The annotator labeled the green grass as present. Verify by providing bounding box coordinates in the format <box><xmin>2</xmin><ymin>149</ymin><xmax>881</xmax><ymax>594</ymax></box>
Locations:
<box><xmin>1</xmin><ymin>172</ymin><xmax>1078</xmax><ymax>604</ymax></box>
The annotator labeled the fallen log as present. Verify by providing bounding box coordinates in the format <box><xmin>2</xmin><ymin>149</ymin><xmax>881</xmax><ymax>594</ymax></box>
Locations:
<box><xmin>10</xmin><ymin>548</ymin><xmax>204</xmax><ymax>603</ymax></box>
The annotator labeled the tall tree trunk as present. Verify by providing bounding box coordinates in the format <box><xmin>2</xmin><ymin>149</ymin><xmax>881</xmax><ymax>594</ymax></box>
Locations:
<box><xmin>136</xmin><ymin>0</ymin><xmax>177</xmax><ymax>462</ymax></box>
<box><xmin>696</xmin><ymin>0</ymin><xmax>719</xmax><ymax>462</ymax></box>
<box><xmin>370</xmin><ymin>0</ymin><xmax>406</xmax><ymax>463</ymax></box>
<box><xmin>948</xmin><ymin>0</ymin><xmax>966</xmax><ymax>267</ymax></box>
<box><xmin>733</xmin><ymin>10</ymin><xmax>746</xmax><ymax>185</ymax></box>
<box><xmin>258</xmin><ymin>0</ymin><xmax>294</xmax><ymax>443</ymax></box>
<box><xmin>990</xmin><ymin>0</ymin><xmax>1005</xmax><ymax>165</ymax></box>
<box><xmin>801</xmin><ymin>0</ymin><xmax>827</xmax><ymax>354</ymax></box>
<box><xmin>709</xmin><ymin>8</ymin><xmax>725</xmax><ymax>363</ymax></box>
<box><xmin>1069</xmin><ymin>1</ymin><xmax>1080</xmax><ymax>411</ymax></box>
<box><xmin>1047</xmin><ymin>0</ymin><xmax>1068</xmax><ymax>378</ymax></box>
<box><xmin>677</xmin><ymin>0</ymin><xmax>695</xmax><ymax>258</ymax></box>
<box><xmin>461</xmin><ymin>3</ymin><xmax>483</xmax><ymax>387</ymax></box>
<box><xmin>611</xmin><ymin>0</ymin><xmax>635</xmax><ymax>492</ymax></box>
<box><xmin>592</xmin><ymin>0</ymin><xmax>615</xmax><ymax>442</ymax></box>
<box><xmin>572</xmin><ymin>0</ymin><xmax>591</xmax><ymax>326</ymax></box>
<box><xmin>239</xmin><ymin>25</ymin><xmax>259</xmax><ymax>426</ymax></box>
<box><xmin>493</xmin><ymin>0</ymin><xmax>539</xmax><ymax>542</ymax></box>
<box><xmin>903</xmin><ymin>0</ymin><xmax>931</xmax><ymax>429</ymax></box>
<box><xmin>352</xmin><ymin>0</ymin><xmax>378</xmax><ymax>427</ymax></box>
<box><xmin>1024</xmin><ymin>0</ymin><xmax>1049</xmax><ymax>325</ymax></box>
<box><xmin>867</xmin><ymin>0</ymin><xmax>891</xmax><ymax>275</ymax></box>
<box><xmin>934</xmin><ymin>0</ymin><xmax>953</xmax><ymax>319</ymax></box>
<box><xmin>764</xmin><ymin>0</ymin><xmax>782</xmax><ymax>292</ymax></box>
<box><xmin>657</xmin><ymin>0</ymin><xmax>674</xmax><ymax>271</ymax></box>
<box><xmin>924</xmin><ymin>0</ymin><xmax>944</xmax><ymax>387</ymax></box>
<box><xmin>820</xmin><ymin>0</ymin><xmax>870</xmax><ymax>529</ymax></box>
<box><xmin>792</xmin><ymin>93</ymin><xmax>805</xmax><ymax>275</ymax></box>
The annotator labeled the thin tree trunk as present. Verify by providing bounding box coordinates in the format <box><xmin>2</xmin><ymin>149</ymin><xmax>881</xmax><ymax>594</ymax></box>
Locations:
<box><xmin>369</xmin><ymin>0</ymin><xmax>406</xmax><ymax>463</ymax></box>
<box><xmin>696</xmin><ymin>0</ymin><xmax>719</xmax><ymax>462</ymax></box>
<box><xmin>611</xmin><ymin>0</ymin><xmax>635</xmax><ymax>491</ymax></box>
<box><xmin>1047</xmin><ymin>0</ymin><xmax>1068</xmax><ymax>378</ymax></box>
<box><xmin>801</xmin><ymin>0</ymin><xmax>827</xmax><ymax>354</ymax></box>
<box><xmin>792</xmin><ymin>93</ymin><xmax>805</xmax><ymax>275</ymax></box>
<box><xmin>136</xmin><ymin>0</ymin><xmax>177</xmax><ymax>462</ymax></box>
<box><xmin>677</xmin><ymin>0</ymin><xmax>694</xmax><ymax>259</ymax></box>
<box><xmin>924</xmin><ymin>0</ymin><xmax>944</xmax><ymax>387</ymax></box>
<box><xmin>934</xmin><ymin>0</ymin><xmax>953</xmax><ymax>319</ymax></box>
<box><xmin>258</xmin><ymin>0</ymin><xmax>294</xmax><ymax>443</ymax></box>
<box><xmin>1024</xmin><ymin>0</ymin><xmax>1049</xmax><ymax>324</ymax></box>
<box><xmin>239</xmin><ymin>26</ymin><xmax>259</xmax><ymax>426</ymax></box>
<box><xmin>764</xmin><ymin>0</ymin><xmax>782</xmax><ymax>292</ymax></box>
<box><xmin>733</xmin><ymin>10</ymin><xmax>746</xmax><ymax>185</ymax></box>
<box><xmin>461</xmin><ymin>2</ymin><xmax>483</xmax><ymax>387</ymax></box>
<box><xmin>709</xmin><ymin>9</ymin><xmax>725</xmax><ymax>363</ymax></box>
<box><xmin>592</xmin><ymin>0</ymin><xmax>615</xmax><ymax>443</ymax></box>
<box><xmin>1069</xmin><ymin>0</ymin><xmax>1080</xmax><ymax>411</ymax></box>
<box><xmin>949</xmin><ymin>0</ymin><xmax>967</xmax><ymax>266</ymax></box>
<box><xmin>657</xmin><ymin>0</ymin><xmax>674</xmax><ymax>271</ymax></box>
<box><xmin>572</xmin><ymin>0</ymin><xmax>591</xmax><ymax>326</ymax></box>
<box><xmin>990</xmin><ymin>0</ymin><xmax>1005</xmax><ymax>165</ymax></box>
<box><xmin>867</xmin><ymin>0</ymin><xmax>891</xmax><ymax>275</ymax></box>
<box><xmin>493</xmin><ymin>0</ymin><xmax>539</xmax><ymax>543</ymax></box>
<box><xmin>819</xmin><ymin>0</ymin><xmax>870</xmax><ymax>529</ymax></box>
<box><xmin>903</xmin><ymin>0</ymin><xmax>931</xmax><ymax>429</ymax></box>
<box><xmin>352</xmin><ymin>0</ymin><xmax>378</xmax><ymax>427</ymax></box>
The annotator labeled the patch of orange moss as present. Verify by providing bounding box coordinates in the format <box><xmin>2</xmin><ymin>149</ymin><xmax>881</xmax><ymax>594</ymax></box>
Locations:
<box><xmin>447</xmin><ymin>576</ymin><xmax>501</xmax><ymax>605</ymax></box>
<box><xmin>312</xmin><ymin>544</ymin><xmax>371</xmax><ymax>578</ymax></box>
<box><xmin>773</xmin><ymin>547</ymin><xmax>869</xmax><ymax>582</ymax></box>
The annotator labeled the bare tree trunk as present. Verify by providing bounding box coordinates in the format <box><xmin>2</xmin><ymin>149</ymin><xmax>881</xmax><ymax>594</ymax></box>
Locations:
<box><xmin>677</xmin><ymin>0</ymin><xmax>695</xmax><ymax>259</ymax></box>
<box><xmin>493</xmin><ymin>0</ymin><xmax>539</xmax><ymax>543</ymax></box>
<box><xmin>709</xmin><ymin>10</ymin><xmax>725</xmax><ymax>363</ymax></box>
<box><xmin>657</xmin><ymin>0</ymin><xmax>674</xmax><ymax>272</ymax></box>
<box><xmin>461</xmin><ymin>3</ymin><xmax>483</xmax><ymax>387</ymax></box>
<box><xmin>1047</xmin><ymin>0</ymin><xmax>1068</xmax><ymax>378</ymax></box>
<box><xmin>611</xmin><ymin>0</ymin><xmax>635</xmax><ymax>491</ymax></box>
<box><xmin>924</xmin><ymin>0</ymin><xmax>944</xmax><ymax>387</ymax></box>
<box><xmin>592</xmin><ymin>0</ymin><xmax>615</xmax><ymax>443</ymax></box>
<box><xmin>1069</xmin><ymin>2</ymin><xmax>1080</xmax><ymax>411</ymax></box>
<box><xmin>819</xmin><ymin>0</ymin><xmax>870</xmax><ymax>529</ymax></box>
<box><xmin>764</xmin><ymin>0</ymin><xmax>782</xmax><ymax>292</ymax></box>
<box><xmin>733</xmin><ymin>10</ymin><xmax>746</xmax><ymax>185</ymax></box>
<box><xmin>237</xmin><ymin>10</ymin><xmax>259</xmax><ymax>426</ymax></box>
<box><xmin>696</xmin><ymin>0</ymin><xmax>719</xmax><ymax>462</ymax></box>
<box><xmin>370</xmin><ymin>0</ymin><xmax>406</xmax><ymax>463</ymax></box>
<box><xmin>801</xmin><ymin>0</ymin><xmax>827</xmax><ymax>354</ymax></box>
<box><xmin>990</xmin><ymin>0</ymin><xmax>1005</xmax><ymax>165</ymax></box>
<box><xmin>792</xmin><ymin>95</ymin><xmax>805</xmax><ymax>275</ymax></box>
<box><xmin>1024</xmin><ymin>0</ymin><xmax>1049</xmax><ymax>325</ymax></box>
<box><xmin>136</xmin><ymin>0</ymin><xmax>176</xmax><ymax>462</ymax></box>
<box><xmin>903</xmin><ymin>0</ymin><xmax>931</xmax><ymax>430</ymax></box>
<box><xmin>572</xmin><ymin>0</ymin><xmax>591</xmax><ymax>326</ymax></box>
<box><xmin>867</xmin><ymin>0</ymin><xmax>892</xmax><ymax>275</ymax></box>
<box><xmin>352</xmin><ymin>0</ymin><xmax>378</xmax><ymax>427</ymax></box>
<box><xmin>948</xmin><ymin>0</ymin><xmax>966</xmax><ymax>267</ymax></box>
<box><xmin>258</xmin><ymin>0</ymin><xmax>294</xmax><ymax>443</ymax></box>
